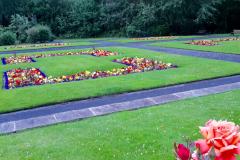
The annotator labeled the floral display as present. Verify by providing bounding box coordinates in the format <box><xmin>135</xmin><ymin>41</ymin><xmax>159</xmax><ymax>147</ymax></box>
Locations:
<box><xmin>2</xmin><ymin>50</ymin><xmax>118</xmax><ymax>65</ymax></box>
<box><xmin>132</xmin><ymin>36</ymin><xmax>177</xmax><ymax>41</ymax></box>
<box><xmin>4</xmin><ymin>43</ymin><xmax>68</xmax><ymax>50</ymax></box>
<box><xmin>2</xmin><ymin>55</ymin><xmax>36</xmax><ymax>65</ymax></box>
<box><xmin>175</xmin><ymin>120</ymin><xmax>240</xmax><ymax>160</ymax></box>
<box><xmin>90</xmin><ymin>49</ymin><xmax>118</xmax><ymax>57</ymax></box>
<box><xmin>4</xmin><ymin>68</ymin><xmax>46</xmax><ymax>89</ymax></box>
<box><xmin>32</xmin><ymin>49</ymin><xmax>118</xmax><ymax>58</ymax></box>
<box><xmin>3</xmin><ymin>57</ymin><xmax>176</xmax><ymax>89</ymax></box>
<box><xmin>113</xmin><ymin>57</ymin><xmax>175</xmax><ymax>70</ymax></box>
<box><xmin>187</xmin><ymin>40</ymin><xmax>217</xmax><ymax>46</ymax></box>
<box><xmin>187</xmin><ymin>37</ymin><xmax>240</xmax><ymax>46</ymax></box>
<box><xmin>220</xmin><ymin>37</ymin><xmax>240</xmax><ymax>41</ymax></box>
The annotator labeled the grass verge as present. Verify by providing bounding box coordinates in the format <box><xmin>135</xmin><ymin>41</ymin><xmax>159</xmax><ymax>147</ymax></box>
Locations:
<box><xmin>151</xmin><ymin>40</ymin><xmax>240</xmax><ymax>54</ymax></box>
<box><xmin>0</xmin><ymin>41</ymin><xmax>96</xmax><ymax>52</ymax></box>
<box><xmin>1</xmin><ymin>47</ymin><xmax>240</xmax><ymax>113</ymax></box>
<box><xmin>0</xmin><ymin>89</ymin><xmax>239</xmax><ymax>159</ymax></box>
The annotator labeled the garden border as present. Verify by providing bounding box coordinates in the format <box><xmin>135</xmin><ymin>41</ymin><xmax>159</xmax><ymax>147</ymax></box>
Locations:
<box><xmin>1</xmin><ymin>80</ymin><xmax>240</xmax><ymax>134</ymax></box>
<box><xmin>1</xmin><ymin>58</ymin><xmax>6</xmax><ymax>65</ymax></box>
<box><xmin>1</xmin><ymin>57</ymin><xmax>36</xmax><ymax>66</ymax></box>
<box><xmin>3</xmin><ymin>72</ymin><xmax>8</xmax><ymax>89</ymax></box>
<box><xmin>3</xmin><ymin>57</ymin><xmax>177</xmax><ymax>90</ymax></box>
<box><xmin>3</xmin><ymin>68</ymin><xmax>47</xmax><ymax>90</ymax></box>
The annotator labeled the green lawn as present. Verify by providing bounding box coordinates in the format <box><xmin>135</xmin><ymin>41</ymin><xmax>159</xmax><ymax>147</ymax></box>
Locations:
<box><xmin>1</xmin><ymin>47</ymin><xmax>240</xmax><ymax>113</ymax></box>
<box><xmin>30</xmin><ymin>55</ymin><xmax>126</xmax><ymax>77</ymax></box>
<box><xmin>151</xmin><ymin>40</ymin><xmax>240</xmax><ymax>54</ymax></box>
<box><xmin>0</xmin><ymin>89</ymin><xmax>239</xmax><ymax>160</ymax></box>
<box><xmin>0</xmin><ymin>41</ymin><xmax>96</xmax><ymax>52</ymax></box>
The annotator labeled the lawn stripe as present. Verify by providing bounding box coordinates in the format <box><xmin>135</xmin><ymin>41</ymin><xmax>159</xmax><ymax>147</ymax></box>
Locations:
<box><xmin>1</xmin><ymin>76</ymin><xmax>240</xmax><ymax>134</ymax></box>
<box><xmin>1</xmin><ymin>38</ymin><xmax>240</xmax><ymax>64</ymax></box>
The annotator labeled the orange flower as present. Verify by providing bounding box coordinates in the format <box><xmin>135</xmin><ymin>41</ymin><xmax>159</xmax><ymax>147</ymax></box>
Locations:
<box><xmin>195</xmin><ymin>120</ymin><xmax>240</xmax><ymax>160</ymax></box>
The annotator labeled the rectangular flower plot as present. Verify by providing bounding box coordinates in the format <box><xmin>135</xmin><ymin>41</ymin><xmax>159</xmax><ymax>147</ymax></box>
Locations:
<box><xmin>1</xmin><ymin>50</ymin><xmax>117</xmax><ymax>66</ymax></box>
<box><xmin>113</xmin><ymin>57</ymin><xmax>176</xmax><ymax>70</ymax></box>
<box><xmin>32</xmin><ymin>50</ymin><xmax>118</xmax><ymax>58</ymax></box>
<box><xmin>3</xmin><ymin>68</ymin><xmax>46</xmax><ymax>89</ymax></box>
<box><xmin>2</xmin><ymin>57</ymin><xmax>176</xmax><ymax>89</ymax></box>
<box><xmin>186</xmin><ymin>37</ymin><xmax>240</xmax><ymax>46</ymax></box>
<box><xmin>1</xmin><ymin>56</ymin><xmax>36</xmax><ymax>65</ymax></box>
<box><xmin>5</xmin><ymin>43</ymin><xmax>68</xmax><ymax>50</ymax></box>
<box><xmin>48</xmin><ymin>57</ymin><xmax>176</xmax><ymax>83</ymax></box>
<box><xmin>132</xmin><ymin>36</ymin><xmax>177</xmax><ymax>41</ymax></box>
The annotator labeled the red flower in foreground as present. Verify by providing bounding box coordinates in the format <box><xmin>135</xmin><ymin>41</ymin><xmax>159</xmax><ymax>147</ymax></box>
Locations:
<box><xmin>195</xmin><ymin>120</ymin><xmax>240</xmax><ymax>160</ymax></box>
<box><xmin>175</xmin><ymin>143</ymin><xmax>191</xmax><ymax>160</ymax></box>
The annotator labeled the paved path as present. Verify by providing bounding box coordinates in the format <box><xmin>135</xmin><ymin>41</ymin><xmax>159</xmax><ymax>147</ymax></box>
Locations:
<box><xmin>1</xmin><ymin>35</ymin><xmax>240</xmax><ymax>134</ymax></box>
<box><xmin>124</xmin><ymin>44</ymin><xmax>240</xmax><ymax>63</ymax></box>
<box><xmin>0</xmin><ymin>42</ymin><xmax>116</xmax><ymax>54</ymax></box>
<box><xmin>1</xmin><ymin>75</ymin><xmax>240</xmax><ymax>134</ymax></box>
<box><xmin>1</xmin><ymin>35</ymin><xmax>240</xmax><ymax>63</ymax></box>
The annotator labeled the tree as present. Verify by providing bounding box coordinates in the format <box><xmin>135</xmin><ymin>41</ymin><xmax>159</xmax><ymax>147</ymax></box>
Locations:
<box><xmin>67</xmin><ymin>0</ymin><xmax>101</xmax><ymax>37</ymax></box>
<box><xmin>126</xmin><ymin>3</ymin><xmax>157</xmax><ymax>37</ymax></box>
<box><xmin>0</xmin><ymin>0</ymin><xmax>239</xmax><ymax>38</ymax></box>
<box><xmin>8</xmin><ymin>14</ymin><xmax>33</xmax><ymax>42</ymax></box>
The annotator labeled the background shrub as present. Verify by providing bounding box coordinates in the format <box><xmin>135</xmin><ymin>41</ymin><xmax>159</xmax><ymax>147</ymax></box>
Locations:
<box><xmin>27</xmin><ymin>25</ymin><xmax>53</xmax><ymax>43</ymax></box>
<box><xmin>126</xmin><ymin>25</ymin><xmax>146</xmax><ymax>37</ymax></box>
<box><xmin>0</xmin><ymin>31</ymin><xmax>16</xmax><ymax>45</ymax></box>
<box><xmin>9</xmin><ymin>14</ymin><xmax>33</xmax><ymax>43</ymax></box>
<box><xmin>0</xmin><ymin>27</ymin><xmax>4</xmax><ymax>35</ymax></box>
<box><xmin>1</xmin><ymin>0</ymin><xmax>240</xmax><ymax>38</ymax></box>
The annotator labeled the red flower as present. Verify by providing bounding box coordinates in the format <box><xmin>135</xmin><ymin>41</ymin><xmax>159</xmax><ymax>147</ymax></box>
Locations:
<box><xmin>195</xmin><ymin>120</ymin><xmax>240</xmax><ymax>160</ymax></box>
<box><xmin>15</xmin><ymin>79</ymin><xmax>21</xmax><ymax>86</ymax></box>
<box><xmin>175</xmin><ymin>144</ymin><xmax>191</xmax><ymax>160</ymax></box>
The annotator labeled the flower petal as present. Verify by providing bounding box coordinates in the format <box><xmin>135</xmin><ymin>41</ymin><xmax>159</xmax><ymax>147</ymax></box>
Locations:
<box><xmin>219</xmin><ymin>145</ymin><xmax>238</xmax><ymax>153</ymax></box>
<box><xmin>195</xmin><ymin>139</ymin><xmax>211</xmax><ymax>154</ymax></box>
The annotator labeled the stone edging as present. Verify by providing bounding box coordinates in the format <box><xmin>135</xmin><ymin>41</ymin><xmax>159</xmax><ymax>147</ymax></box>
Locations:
<box><xmin>1</xmin><ymin>82</ymin><xmax>240</xmax><ymax>134</ymax></box>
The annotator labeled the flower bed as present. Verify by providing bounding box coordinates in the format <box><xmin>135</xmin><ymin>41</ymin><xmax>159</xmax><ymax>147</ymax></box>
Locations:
<box><xmin>113</xmin><ymin>57</ymin><xmax>174</xmax><ymax>70</ymax></box>
<box><xmin>32</xmin><ymin>49</ymin><xmax>118</xmax><ymax>58</ymax></box>
<box><xmin>132</xmin><ymin>36</ymin><xmax>177</xmax><ymax>41</ymax></box>
<box><xmin>2</xmin><ymin>55</ymin><xmax>36</xmax><ymax>65</ymax></box>
<box><xmin>3</xmin><ymin>57</ymin><xmax>176</xmax><ymax>89</ymax></box>
<box><xmin>186</xmin><ymin>37</ymin><xmax>240</xmax><ymax>46</ymax></box>
<box><xmin>4</xmin><ymin>68</ymin><xmax>46</xmax><ymax>89</ymax></box>
<box><xmin>187</xmin><ymin>40</ymin><xmax>217</xmax><ymax>46</ymax></box>
<box><xmin>2</xmin><ymin>50</ymin><xmax>118</xmax><ymax>65</ymax></box>
<box><xmin>4</xmin><ymin>43</ymin><xmax>68</xmax><ymax>50</ymax></box>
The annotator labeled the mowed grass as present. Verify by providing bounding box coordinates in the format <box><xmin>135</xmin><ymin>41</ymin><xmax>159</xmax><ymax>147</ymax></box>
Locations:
<box><xmin>151</xmin><ymin>40</ymin><xmax>240</xmax><ymax>54</ymax></box>
<box><xmin>1</xmin><ymin>47</ymin><xmax>240</xmax><ymax>113</ymax></box>
<box><xmin>0</xmin><ymin>41</ymin><xmax>96</xmax><ymax>52</ymax></box>
<box><xmin>9</xmin><ymin>55</ymin><xmax>126</xmax><ymax>77</ymax></box>
<box><xmin>0</xmin><ymin>89</ymin><xmax>239</xmax><ymax>160</ymax></box>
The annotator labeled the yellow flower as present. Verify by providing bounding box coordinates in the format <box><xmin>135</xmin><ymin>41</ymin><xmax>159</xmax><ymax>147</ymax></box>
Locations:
<box><xmin>85</xmin><ymin>71</ymin><xmax>91</xmax><ymax>76</ymax></box>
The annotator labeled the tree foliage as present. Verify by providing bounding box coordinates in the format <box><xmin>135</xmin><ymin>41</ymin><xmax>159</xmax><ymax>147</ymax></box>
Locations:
<box><xmin>26</xmin><ymin>25</ymin><xmax>53</xmax><ymax>43</ymax></box>
<box><xmin>0</xmin><ymin>31</ymin><xmax>16</xmax><ymax>45</ymax></box>
<box><xmin>0</xmin><ymin>0</ymin><xmax>239</xmax><ymax>38</ymax></box>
